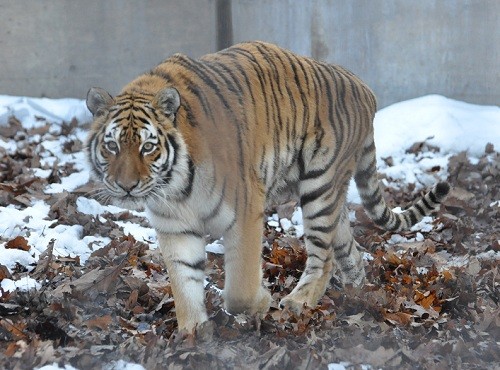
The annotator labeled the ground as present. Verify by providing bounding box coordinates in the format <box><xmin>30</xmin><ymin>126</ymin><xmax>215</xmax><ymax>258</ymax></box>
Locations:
<box><xmin>0</xmin><ymin>111</ymin><xmax>499</xmax><ymax>369</ymax></box>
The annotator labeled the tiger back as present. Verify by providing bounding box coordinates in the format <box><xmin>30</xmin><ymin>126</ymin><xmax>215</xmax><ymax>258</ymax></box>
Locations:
<box><xmin>86</xmin><ymin>41</ymin><xmax>450</xmax><ymax>332</ymax></box>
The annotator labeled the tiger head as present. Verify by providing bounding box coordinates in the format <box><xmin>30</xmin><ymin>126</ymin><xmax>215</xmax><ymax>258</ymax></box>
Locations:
<box><xmin>85</xmin><ymin>87</ymin><xmax>191</xmax><ymax>209</ymax></box>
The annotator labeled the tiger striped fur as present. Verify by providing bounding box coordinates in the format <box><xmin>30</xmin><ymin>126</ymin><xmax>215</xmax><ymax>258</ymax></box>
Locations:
<box><xmin>86</xmin><ymin>41</ymin><xmax>450</xmax><ymax>332</ymax></box>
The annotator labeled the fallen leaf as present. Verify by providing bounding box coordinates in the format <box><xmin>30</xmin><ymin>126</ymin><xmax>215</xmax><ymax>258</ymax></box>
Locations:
<box><xmin>4</xmin><ymin>342</ymin><xmax>19</xmax><ymax>357</ymax></box>
<box><xmin>0</xmin><ymin>264</ymin><xmax>12</xmax><ymax>281</ymax></box>
<box><xmin>5</xmin><ymin>236</ymin><xmax>30</xmax><ymax>251</ymax></box>
<box><xmin>31</xmin><ymin>240</ymin><xmax>55</xmax><ymax>280</ymax></box>
<box><xmin>383</xmin><ymin>310</ymin><xmax>414</xmax><ymax>326</ymax></box>
<box><xmin>0</xmin><ymin>116</ymin><xmax>22</xmax><ymax>138</ymax></box>
<box><xmin>85</xmin><ymin>315</ymin><xmax>113</xmax><ymax>331</ymax></box>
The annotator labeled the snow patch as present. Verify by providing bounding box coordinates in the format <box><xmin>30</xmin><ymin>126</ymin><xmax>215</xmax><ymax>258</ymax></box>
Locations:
<box><xmin>103</xmin><ymin>360</ymin><xmax>146</xmax><ymax>370</ymax></box>
<box><xmin>1</xmin><ymin>276</ymin><xmax>41</xmax><ymax>295</ymax></box>
<box><xmin>45</xmin><ymin>171</ymin><xmax>90</xmax><ymax>194</ymax></box>
<box><xmin>0</xmin><ymin>95</ymin><xmax>91</xmax><ymax>129</ymax></box>
<box><xmin>115</xmin><ymin>221</ymin><xmax>156</xmax><ymax>245</ymax></box>
<box><xmin>35</xmin><ymin>363</ymin><xmax>79</xmax><ymax>370</ymax></box>
<box><xmin>410</xmin><ymin>216</ymin><xmax>435</xmax><ymax>233</ymax></box>
<box><xmin>206</xmin><ymin>239</ymin><xmax>225</xmax><ymax>254</ymax></box>
<box><xmin>374</xmin><ymin>95</ymin><xmax>500</xmax><ymax>159</ymax></box>
<box><xmin>266</xmin><ymin>207</ymin><xmax>305</xmax><ymax>238</ymax></box>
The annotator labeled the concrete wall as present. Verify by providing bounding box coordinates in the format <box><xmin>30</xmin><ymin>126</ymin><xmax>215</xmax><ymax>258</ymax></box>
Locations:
<box><xmin>1</xmin><ymin>1</ymin><xmax>498</xmax><ymax>108</ymax></box>
<box><xmin>0</xmin><ymin>0</ymin><xmax>217</xmax><ymax>99</ymax></box>
<box><xmin>232</xmin><ymin>0</ymin><xmax>500</xmax><ymax>108</ymax></box>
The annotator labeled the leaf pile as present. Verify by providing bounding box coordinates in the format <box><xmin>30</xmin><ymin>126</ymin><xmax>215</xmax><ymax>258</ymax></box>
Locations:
<box><xmin>0</xmin><ymin>117</ymin><xmax>499</xmax><ymax>369</ymax></box>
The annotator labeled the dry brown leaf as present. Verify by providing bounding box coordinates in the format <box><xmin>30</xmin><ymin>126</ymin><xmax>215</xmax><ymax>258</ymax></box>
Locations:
<box><xmin>404</xmin><ymin>302</ymin><xmax>439</xmax><ymax>319</ymax></box>
<box><xmin>31</xmin><ymin>240</ymin><xmax>55</xmax><ymax>280</ymax></box>
<box><xmin>84</xmin><ymin>315</ymin><xmax>113</xmax><ymax>331</ymax></box>
<box><xmin>5</xmin><ymin>236</ymin><xmax>30</xmax><ymax>251</ymax></box>
<box><xmin>0</xmin><ymin>319</ymin><xmax>28</xmax><ymax>340</ymax></box>
<box><xmin>383</xmin><ymin>311</ymin><xmax>414</xmax><ymax>326</ymax></box>
<box><xmin>418</xmin><ymin>291</ymin><xmax>435</xmax><ymax>309</ymax></box>
<box><xmin>126</xmin><ymin>289</ymin><xmax>139</xmax><ymax>310</ymax></box>
<box><xmin>442</xmin><ymin>270</ymin><xmax>453</xmax><ymax>282</ymax></box>
<box><xmin>0</xmin><ymin>265</ymin><xmax>12</xmax><ymax>281</ymax></box>
<box><xmin>0</xmin><ymin>116</ymin><xmax>22</xmax><ymax>138</ymax></box>
<box><xmin>4</xmin><ymin>342</ymin><xmax>19</xmax><ymax>357</ymax></box>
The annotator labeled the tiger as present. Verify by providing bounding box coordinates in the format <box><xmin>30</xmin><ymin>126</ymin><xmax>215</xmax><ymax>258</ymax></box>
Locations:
<box><xmin>86</xmin><ymin>41</ymin><xmax>450</xmax><ymax>332</ymax></box>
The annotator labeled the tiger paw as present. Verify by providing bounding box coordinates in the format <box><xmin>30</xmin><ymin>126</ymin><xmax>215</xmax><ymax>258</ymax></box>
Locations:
<box><xmin>223</xmin><ymin>286</ymin><xmax>271</xmax><ymax>315</ymax></box>
<box><xmin>279</xmin><ymin>293</ymin><xmax>310</xmax><ymax>314</ymax></box>
<box><xmin>176</xmin><ymin>311</ymin><xmax>209</xmax><ymax>334</ymax></box>
<box><xmin>254</xmin><ymin>286</ymin><xmax>272</xmax><ymax>314</ymax></box>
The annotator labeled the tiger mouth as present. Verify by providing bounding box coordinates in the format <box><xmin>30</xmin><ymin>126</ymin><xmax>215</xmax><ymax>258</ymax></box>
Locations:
<box><xmin>102</xmin><ymin>191</ymin><xmax>148</xmax><ymax>209</ymax></box>
<box><xmin>102</xmin><ymin>181</ymin><xmax>155</xmax><ymax>202</ymax></box>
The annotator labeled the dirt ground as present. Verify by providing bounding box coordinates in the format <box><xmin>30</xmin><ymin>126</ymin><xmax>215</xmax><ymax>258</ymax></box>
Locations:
<box><xmin>0</xmin><ymin>118</ymin><xmax>498</xmax><ymax>369</ymax></box>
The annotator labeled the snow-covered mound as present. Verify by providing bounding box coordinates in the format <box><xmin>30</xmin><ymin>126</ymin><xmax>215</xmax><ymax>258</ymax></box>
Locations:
<box><xmin>0</xmin><ymin>95</ymin><xmax>91</xmax><ymax>129</ymax></box>
<box><xmin>374</xmin><ymin>94</ymin><xmax>499</xmax><ymax>158</ymax></box>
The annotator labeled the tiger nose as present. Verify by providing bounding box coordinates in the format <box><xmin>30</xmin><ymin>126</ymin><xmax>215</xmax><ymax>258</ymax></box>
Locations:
<box><xmin>116</xmin><ymin>179</ymin><xmax>139</xmax><ymax>193</ymax></box>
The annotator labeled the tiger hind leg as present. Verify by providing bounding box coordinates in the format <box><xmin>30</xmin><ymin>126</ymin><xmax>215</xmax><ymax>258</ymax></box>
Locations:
<box><xmin>330</xmin><ymin>204</ymin><xmax>365</xmax><ymax>286</ymax></box>
<box><xmin>280</xmin><ymin>160</ymin><xmax>363</xmax><ymax>311</ymax></box>
<box><xmin>279</xmin><ymin>249</ymin><xmax>333</xmax><ymax>313</ymax></box>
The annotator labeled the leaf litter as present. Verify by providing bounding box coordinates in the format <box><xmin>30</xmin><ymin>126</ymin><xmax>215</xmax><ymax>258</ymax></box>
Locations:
<box><xmin>0</xmin><ymin>116</ymin><xmax>498</xmax><ymax>369</ymax></box>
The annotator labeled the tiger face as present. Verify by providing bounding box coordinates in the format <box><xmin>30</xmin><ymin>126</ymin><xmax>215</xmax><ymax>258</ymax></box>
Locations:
<box><xmin>86</xmin><ymin>87</ymin><xmax>188</xmax><ymax>208</ymax></box>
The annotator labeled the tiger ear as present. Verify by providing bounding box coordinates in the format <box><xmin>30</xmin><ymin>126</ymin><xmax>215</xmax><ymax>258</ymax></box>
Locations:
<box><xmin>86</xmin><ymin>87</ymin><xmax>114</xmax><ymax>117</ymax></box>
<box><xmin>153</xmin><ymin>87</ymin><xmax>181</xmax><ymax>121</ymax></box>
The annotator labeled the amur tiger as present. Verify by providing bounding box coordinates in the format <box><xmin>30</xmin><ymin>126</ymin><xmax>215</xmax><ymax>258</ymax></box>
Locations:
<box><xmin>86</xmin><ymin>41</ymin><xmax>450</xmax><ymax>332</ymax></box>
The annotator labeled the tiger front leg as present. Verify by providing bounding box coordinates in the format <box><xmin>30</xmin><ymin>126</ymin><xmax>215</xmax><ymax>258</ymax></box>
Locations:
<box><xmin>222</xmin><ymin>205</ymin><xmax>272</xmax><ymax>317</ymax></box>
<box><xmin>157</xmin><ymin>232</ymin><xmax>208</xmax><ymax>333</ymax></box>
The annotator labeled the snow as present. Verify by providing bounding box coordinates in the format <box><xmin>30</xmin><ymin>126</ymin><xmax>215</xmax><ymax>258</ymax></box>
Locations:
<box><xmin>75</xmin><ymin>196</ymin><xmax>156</xmax><ymax>243</ymax></box>
<box><xmin>271</xmin><ymin>208</ymin><xmax>305</xmax><ymax>238</ymax></box>
<box><xmin>206</xmin><ymin>239</ymin><xmax>225</xmax><ymax>254</ymax></box>
<box><xmin>76</xmin><ymin>196</ymin><xmax>133</xmax><ymax>217</ymax></box>
<box><xmin>36</xmin><ymin>364</ymin><xmax>79</xmax><ymax>370</ymax></box>
<box><xmin>374</xmin><ymin>95</ymin><xmax>499</xmax><ymax>158</ymax></box>
<box><xmin>370</xmin><ymin>95</ymin><xmax>500</xmax><ymax>194</ymax></box>
<box><xmin>45</xmin><ymin>170</ymin><xmax>90</xmax><ymax>194</ymax></box>
<box><xmin>328</xmin><ymin>362</ymin><xmax>371</xmax><ymax>370</ymax></box>
<box><xmin>1</xmin><ymin>200</ymin><xmax>53</xmax><ymax>240</ymax></box>
<box><xmin>0</xmin><ymin>199</ymin><xmax>107</xmax><ymax>270</ymax></box>
<box><xmin>35</xmin><ymin>360</ymin><xmax>146</xmax><ymax>370</ymax></box>
<box><xmin>114</xmin><ymin>220</ymin><xmax>156</xmax><ymax>244</ymax></box>
<box><xmin>104</xmin><ymin>360</ymin><xmax>146</xmax><ymax>370</ymax></box>
<box><xmin>1</xmin><ymin>276</ymin><xmax>41</xmax><ymax>292</ymax></box>
<box><xmin>410</xmin><ymin>216</ymin><xmax>435</xmax><ymax>233</ymax></box>
<box><xmin>0</xmin><ymin>95</ymin><xmax>91</xmax><ymax>129</ymax></box>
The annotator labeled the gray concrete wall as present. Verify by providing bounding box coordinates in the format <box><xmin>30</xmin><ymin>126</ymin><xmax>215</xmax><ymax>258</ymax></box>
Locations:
<box><xmin>1</xmin><ymin>1</ymin><xmax>498</xmax><ymax>108</ymax></box>
<box><xmin>0</xmin><ymin>0</ymin><xmax>217</xmax><ymax>99</ymax></box>
<box><xmin>232</xmin><ymin>0</ymin><xmax>500</xmax><ymax>108</ymax></box>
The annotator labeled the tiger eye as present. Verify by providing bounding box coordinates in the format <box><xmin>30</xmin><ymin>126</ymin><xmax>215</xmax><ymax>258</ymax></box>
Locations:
<box><xmin>105</xmin><ymin>141</ymin><xmax>118</xmax><ymax>153</ymax></box>
<box><xmin>142</xmin><ymin>142</ymin><xmax>155</xmax><ymax>154</ymax></box>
